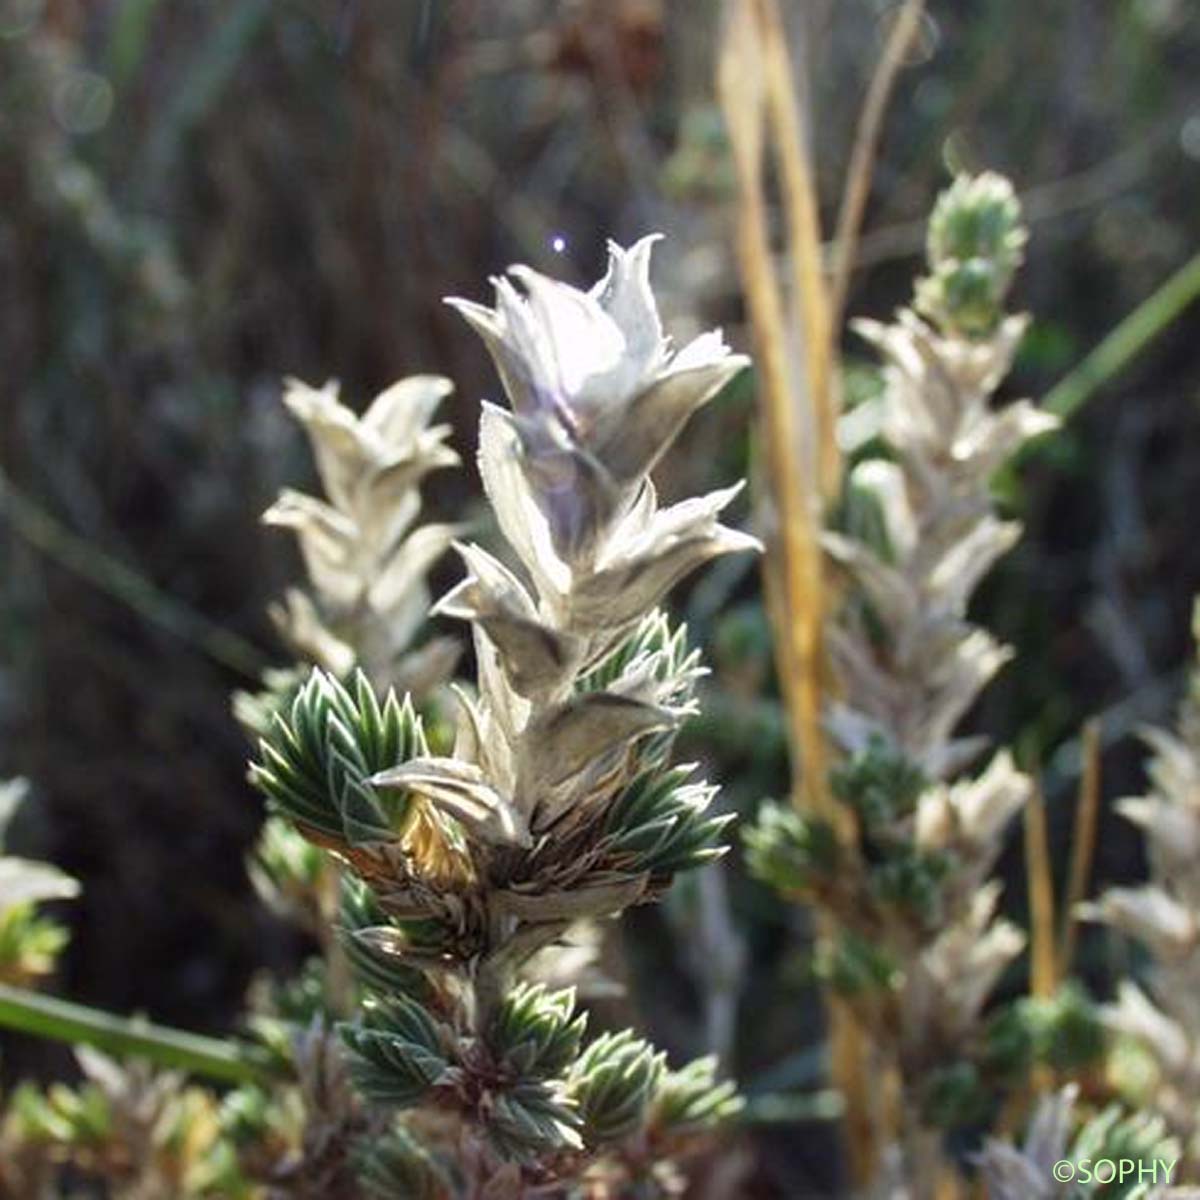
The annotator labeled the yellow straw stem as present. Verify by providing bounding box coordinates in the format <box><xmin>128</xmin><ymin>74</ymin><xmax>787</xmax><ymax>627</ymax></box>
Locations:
<box><xmin>756</xmin><ymin>0</ymin><xmax>841</xmax><ymax>505</ymax></box>
<box><xmin>718</xmin><ymin>1</ymin><xmax>873</xmax><ymax>1183</ymax></box>
<box><xmin>1024</xmin><ymin>778</ymin><xmax>1059</xmax><ymax>1002</ymax></box>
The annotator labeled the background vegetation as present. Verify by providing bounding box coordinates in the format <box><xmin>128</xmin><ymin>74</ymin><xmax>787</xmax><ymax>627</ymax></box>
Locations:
<box><xmin>2</xmin><ymin>1</ymin><xmax>1198</xmax><ymax>1193</ymax></box>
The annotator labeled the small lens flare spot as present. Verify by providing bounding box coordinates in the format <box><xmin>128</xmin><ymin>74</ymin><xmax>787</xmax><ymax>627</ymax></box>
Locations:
<box><xmin>551</xmin><ymin>236</ymin><xmax>567</xmax><ymax>254</ymax></box>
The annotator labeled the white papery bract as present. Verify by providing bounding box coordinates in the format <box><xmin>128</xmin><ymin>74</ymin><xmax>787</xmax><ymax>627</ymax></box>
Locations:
<box><xmin>447</xmin><ymin>235</ymin><xmax>750</xmax><ymax>566</ymax></box>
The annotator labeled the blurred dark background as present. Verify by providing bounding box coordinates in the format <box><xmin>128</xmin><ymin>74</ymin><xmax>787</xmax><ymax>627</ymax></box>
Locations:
<box><xmin>1</xmin><ymin>0</ymin><xmax>1198</xmax><ymax>1192</ymax></box>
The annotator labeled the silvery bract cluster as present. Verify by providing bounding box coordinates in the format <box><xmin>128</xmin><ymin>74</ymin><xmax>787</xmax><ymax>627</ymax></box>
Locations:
<box><xmin>827</xmin><ymin>172</ymin><xmax>1057</xmax><ymax>778</ymax></box>
<box><xmin>1084</xmin><ymin>603</ymin><xmax>1200</xmax><ymax>1155</ymax></box>
<box><xmin>829</xmin><ymin>174</ymin><xmax>1053</xmax><ymax>1002</ymax></box>
<box><xmin>746</xmin><ymin>173</ymin><xmax>1058</xmax><ymax>1192</ymax></box>
<box><xmin>263</xmin><ymin>375</ymin><xmax>462</xmax><ymax>694</ymax></box>
<box><xmin>253</xmin><ymin>237</ymin><xmax>753</xmax><ymax>1194</ymax></box>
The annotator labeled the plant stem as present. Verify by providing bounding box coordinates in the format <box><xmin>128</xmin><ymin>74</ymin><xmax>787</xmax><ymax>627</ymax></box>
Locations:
<box><xmin>1043</xmin><ymin>249</ymin><xmax>1200</xmax><ymax>420</ymax></box>
<box><xmin>0</xmin><ymin>984</ymin><xmax>277</xmax><ymax>1085</ymax></box>
<box><xmin>828</xmin><ymin>0</ymin><xmax>926</xmax><ymax>333</ymax></box>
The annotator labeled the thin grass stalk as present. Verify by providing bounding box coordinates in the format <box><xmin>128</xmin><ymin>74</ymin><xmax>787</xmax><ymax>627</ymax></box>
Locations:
<box><xmin>1043</xmin><ymin>248</ymin><xmax>1200</xmax><ymax>420</ymax></box>
<box><xmin>827</xmin><ymin>0</ymin><xmax>926</xmax><ymax>334</ymax></box>
<box><xmin>719</xmin><ymin>0</ymin><xmax>793</xmax><ymax>698</ymax></box>
<box><xmin>1060</xmin><ymin>720</ymin><xmax>1102</xmax><ymax>973</ymax></box>
<box><xmin>756</xmin><ymin>4</ymin><xmax>882</xmax><ymax>1182</ymax></box>
<box><xmin>1023</xmin><ymin>778</ymin><xmax>1060</xmax><ymax>1108</ymax></box>
<box><xmin>717</xmin><ymin>0</ymin><xmax>824</xmax><ymax>819</ymax></box>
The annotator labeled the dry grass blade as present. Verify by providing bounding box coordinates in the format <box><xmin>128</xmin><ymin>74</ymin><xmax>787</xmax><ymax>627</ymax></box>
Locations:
<box><xmin>718</xmin><ymin>0</ymin><xmax>873</xmax><ymax>1184</ymax></box>
<box><xmin>756</xmin><ymin>0</ymin><xmax>841</xmax><ymax>504</ymax></box>
<box><xmin>720</xmin><ymin>0</ymin><xmax>835</xmax><ymax>820</ymax></box>
<box><xmin>1060</xmin><ymin>720</ymin><xmax>1101</xmax><ymax>973</ymax></box>
<box><xmin>828</xmin><ymin>0</ymin><xmax>926</xmax><ymax>330</ymax></box>
<box><xmin>717</xmin><ymin>0</ymin><xmax>830</xmax><ymax>820</ymax></box>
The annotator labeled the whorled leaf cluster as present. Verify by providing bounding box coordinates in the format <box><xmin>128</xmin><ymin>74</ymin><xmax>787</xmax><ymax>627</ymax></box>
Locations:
<box><xmin>252</xmin><ymin>238</ymin><xmax>754</xmax><ymax>1195</ymax></box>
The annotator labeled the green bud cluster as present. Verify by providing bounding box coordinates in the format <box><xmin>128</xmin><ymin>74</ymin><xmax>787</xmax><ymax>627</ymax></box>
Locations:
<box><xmin>814</xmin><ymin>932</ymin><xmax>898</xmax><ymax>997</ymax></box>
<box><xmin>866</xmin><ymin>847</ymin><xmax>951</xmax><ymax>929</ymax></box>
<box><xmin>651</xmin><ymin>1055</ymin><xmax>744</xmax><ymax>1135</ymax></box>
<box><xmin>915</xmin><ymin>172</ymin><xmax>1026</xmax><ymax>338</ymax></box>
<box><xmin>748</xmin><ymin>743</ymin><xmax>948</xmax><ymax>934</ymax></box>
<box><xmin>485</xmin><ymin>1080</ymin><xmax>582</xmax><ymax>1162</ymax></box>
<box><xmin>837</xmin><ymin>742</ymin><xmax>950</xmax><ymax>931</ymax></box>
<box><xmin>920</xmin><ymin>1061</ymin><xmax>990</xmax><ymax>1130</ymax></box>
<box><xmin>491</xmin><ymin>983</ymin><xmax>588</xmax><ymax>1081</ymax></box>
<box><xmin>602</xmin><ymin>763</ymin><xmax>734</xmax><ymax>880</ymax></box>
<box><xmin>340</xmin><ymin>995</ymin><xmax>452</xmax><ymax>1109</ymax></box>
<box><xmin>830</xmin><ymin>737</ymin><xmax>927</xmax><ymax>832</ymax></box>
<box><xmin>984</xmin><ymin>983</ymin><xmax>1106</xmax><ymax>1080</ymax></box>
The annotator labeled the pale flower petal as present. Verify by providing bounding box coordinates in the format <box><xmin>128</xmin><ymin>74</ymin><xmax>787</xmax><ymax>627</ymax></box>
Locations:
<box><xmin>372</xmin><ymin>758</ymin><xmax>531</xmax><ymax>849</ymax></box>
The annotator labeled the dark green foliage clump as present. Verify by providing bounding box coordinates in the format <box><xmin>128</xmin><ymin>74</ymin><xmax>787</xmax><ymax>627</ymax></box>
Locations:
<box><xmin>830</xmin><ymin>738</ymin><xmax>928</xmax><ymax>833</ymax></box>
<box><xmin>742</xmin><ymin>800</ymin><xmax>839</xmax><ymax>896</ymax></box>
